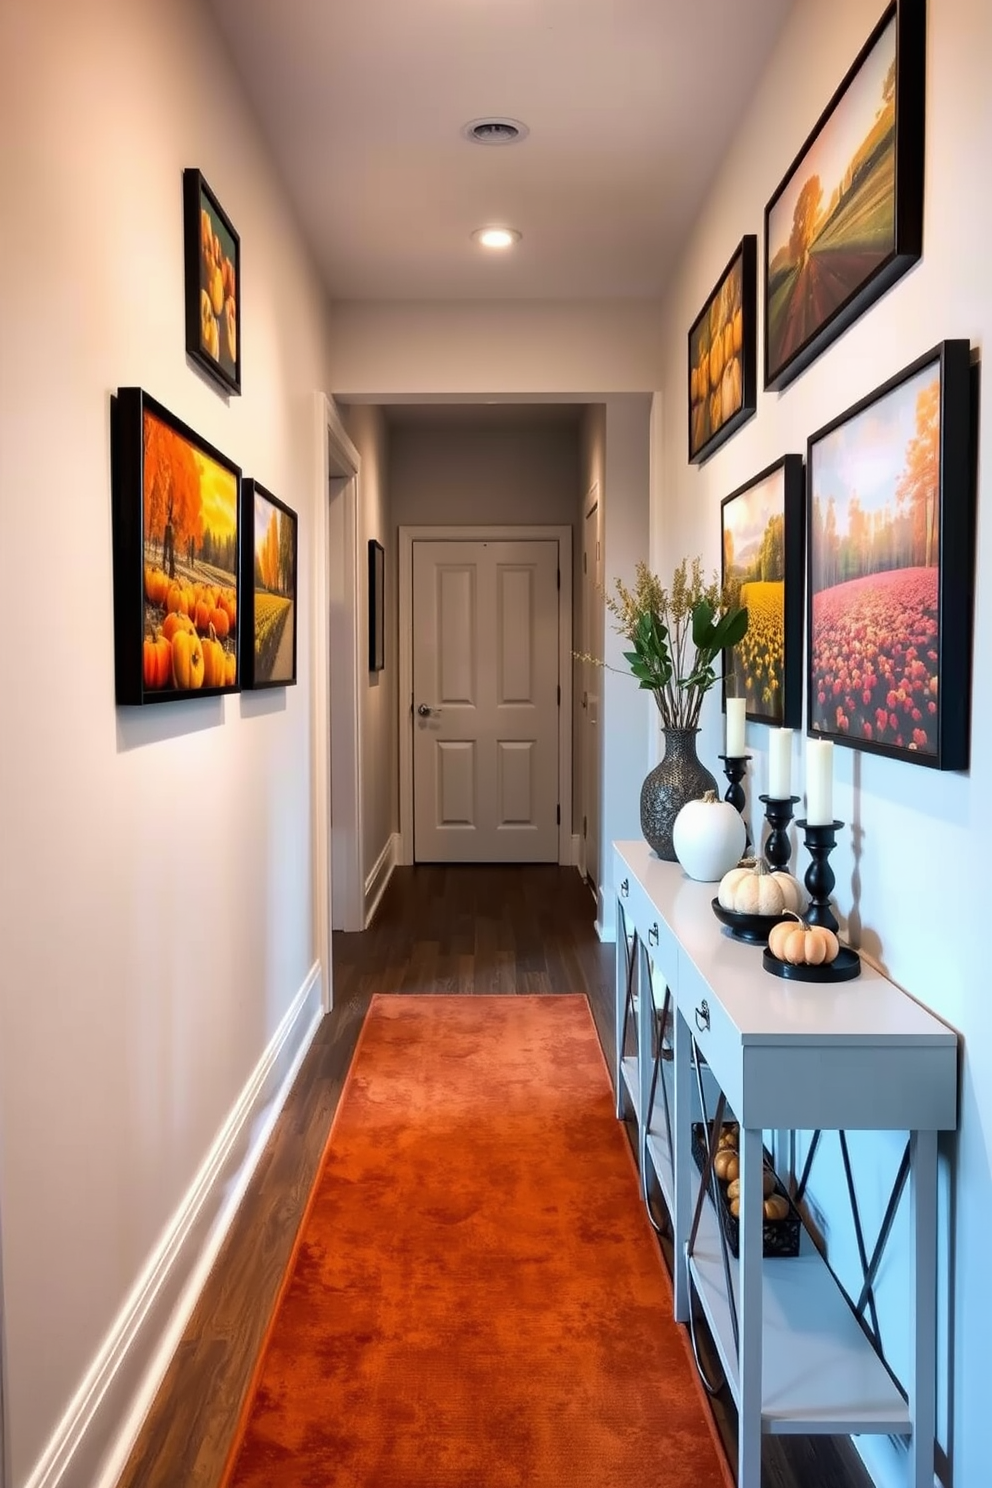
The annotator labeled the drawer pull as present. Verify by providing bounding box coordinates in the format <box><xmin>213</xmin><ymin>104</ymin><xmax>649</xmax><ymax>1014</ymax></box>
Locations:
<box><xmin>648</xmin><ymin>923</ymin><xmax>659</xmax><ymax>945</ymax></box>
<box><xmin>694</xmin><ymin>999</ymin><xmax>710</xmax><ymax>1033</ymax></box>
<box><xmin>620</xmin><ymin>878</ymin><xmax>629</xmax><ymax>898</ymax></box>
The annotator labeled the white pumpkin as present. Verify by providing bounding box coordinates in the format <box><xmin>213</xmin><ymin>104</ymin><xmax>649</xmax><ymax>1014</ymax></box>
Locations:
<box><xmin>672</xmin><ymin>791</ymin><xmax>746</xmax><ymax>882</ymax></box>
<box><xmin>718</xmin><ymin>860</ymin><xmax>807</xmax><ymax>916</ymax></box>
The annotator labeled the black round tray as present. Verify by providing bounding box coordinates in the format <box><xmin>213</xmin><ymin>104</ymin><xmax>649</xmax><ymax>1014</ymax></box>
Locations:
<box><xmin>711</xmin><ymin>898</ymin><xmax>790</xmax><ymax>944</ymax></box>
<box><xmin>762</xmin><ymin>946</ymin><xmax>861</xmax><ymax>982</ymax></box>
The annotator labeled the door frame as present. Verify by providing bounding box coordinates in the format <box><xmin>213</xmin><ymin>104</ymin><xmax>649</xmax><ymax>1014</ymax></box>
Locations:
<box><xmin>312</xmin><ymin>393</ymin><xmax>363</xmax><ymax>1008</ymax></box>
<box><xmin>398</xmin><ymin>524</ymin><xmax>573</xmax><ymax>867</ymax></box>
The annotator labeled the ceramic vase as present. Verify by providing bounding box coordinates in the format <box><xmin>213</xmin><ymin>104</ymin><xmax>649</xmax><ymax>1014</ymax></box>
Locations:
<box><xmin>640</xmin><ymin>727</ymin><xmax>718</xmax><ymax>861</ymax></box>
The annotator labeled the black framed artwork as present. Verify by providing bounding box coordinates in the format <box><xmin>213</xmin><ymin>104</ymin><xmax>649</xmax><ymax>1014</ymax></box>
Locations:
<box><xmin>807</xmin><ymin>340</ymin><xmax>973</xmax><ymax>768</ymax></box>
<box><xmin>369</xmin><ymin>539</ymin><xmax>385</xmax><ymax>672</ymax></box>
<box><xmin>721</xmin><ymin>455</ymin><xmax>805</xmax><ymax>728</ymax></box>
<box><xmin>240</xmin><ymin>479</ymin><xmax>298</xmax><ymax>688</ymax></box>
<box><xmin>764</xmin><ymin>0</ymin><xmax>925</xmax><ymax>391</ymax></box>
<box><xmin>111</xmin><ymin>387</ymin><xmax>241</xmax><ymax>704</ymax></box>
<box><xmin>688</xmin><ymin>235</ymin><xmax>757</xmax><ymax>464</ymax></box>
<box><xmin>183</xmin><ymin>168</ymin><xmax>242</xmax><ymax>395</ymax></box>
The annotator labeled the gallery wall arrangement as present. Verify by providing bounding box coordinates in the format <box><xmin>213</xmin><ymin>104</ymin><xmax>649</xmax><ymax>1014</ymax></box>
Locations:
<box><xmin>183</xmin><ymin>168</ymin><xmax>242</xmax><ymax>395</ymax></box>
<box><xmin>111</xmin><ymin>386</ymin><xmax>242</xmax><ymax>704</ymax></box>
<box><xmin>686</xmin><ymin>0</ymin><xmax>981</xmax><ymax>793</ymax></box>
<box><xmin>240</xmin><ymin>480</ymin><xmax>299</xmax><ymax>689</ymax></box>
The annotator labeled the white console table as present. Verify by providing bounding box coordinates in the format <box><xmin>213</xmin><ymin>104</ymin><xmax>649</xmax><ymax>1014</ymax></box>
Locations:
<box><xmin>613</xmin><ymin>839</ymin><xmax>957</xmax><ymax>1488</ymax></box>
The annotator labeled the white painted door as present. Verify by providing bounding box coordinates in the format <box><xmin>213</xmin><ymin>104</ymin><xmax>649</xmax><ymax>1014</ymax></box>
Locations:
<box><xmin>581</xmin><ymin>492</ymin><xmax>603</xmax><ymax>894</ymax></box>
<box><xmin>412</xmin><ymin>539</ymin><xmax>560</xmax><ymax>862</ymax></box>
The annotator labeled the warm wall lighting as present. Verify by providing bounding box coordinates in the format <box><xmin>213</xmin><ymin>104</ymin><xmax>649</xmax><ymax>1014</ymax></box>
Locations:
<box><xmin>472</xmin><ymin>226</ymin><xmax>521</xmax><ymax>250</ymax></box>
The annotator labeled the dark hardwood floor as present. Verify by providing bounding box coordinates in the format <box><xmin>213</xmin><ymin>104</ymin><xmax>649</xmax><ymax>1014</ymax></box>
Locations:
<box><xmin>117</xmin><ymin>864</ymin><xmax>870</xmax><ymax>1488</ymax></box>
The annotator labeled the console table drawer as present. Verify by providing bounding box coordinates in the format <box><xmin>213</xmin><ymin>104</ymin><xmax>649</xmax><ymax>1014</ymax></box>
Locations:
<box><xmin>619</xmin><ymin>870</ymin><xmax>678</xmax><ymax>991</ymax></box>
<box><xmin>677</xmin><ymin>950</ymin><xmax>743</xmax><ymax>1116</ymax></box>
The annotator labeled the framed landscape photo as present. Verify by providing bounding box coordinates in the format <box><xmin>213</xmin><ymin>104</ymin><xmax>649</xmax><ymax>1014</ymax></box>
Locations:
<box><xmin>764</xmin><ymin>0</ymin><xmax>925</xmax><ymax>391</ymax></box>
<box><xmin>241</xmin><ymin>480</ymin><xmax>298</xmax><ymax>688</ymax></box>
<box><xmin>111</xmin><ymin>387</ymin><xmax>241</xmax><ymax>704</ymax></box>
<box><xmin>721</xmin><ymin>455</ymin><xmax>805</xmax><ymax>728</ymax></box>
<box><xmin>688</xmin><ymin>235</ymin><xmax>757</xmax><ymax>464</ymax></box>
<box><xmin>183</xmin><ymin>168</ymin><xmax>241</xmax><ymax>395</ymax></box>
<box><xmin>807</xmin><ymin>340</ymin><xmax>973</xmax><ymax>769</ymax></box>
<box><xmin>369</xmin><ymin>540</ymin><xmax>385</xmax><ymax>672</ymax></box>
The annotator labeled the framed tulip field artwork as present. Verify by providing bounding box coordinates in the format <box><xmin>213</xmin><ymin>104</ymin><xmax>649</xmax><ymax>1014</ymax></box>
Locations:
<box><xmin>721</xmin><ymin>454</ymin><xmax>805</xmax><ymax>728</ymax></box>
<box><xmin>688</xmin><ymin>235</ymin><xmax>756</xmax><ymax>464</ymax></box>
<box><xmin>806</xmin><ymin>340</ymin><xmax>973</xmax><ymax>769</ymax></box>
<box><xmin>240</xmin><ymin>480</ymin><xmax>298</xmax><ymax>688</ymax></box>
<box><xmin>183</xmin><ymin>168</ymin><xmax>241</xmax><ymax>395</ymax></box>
<box><xmin>764</xmin><ymin>0</ymin><xmax>925</xmax><ymax>391</ymax></box>
<box><xmin>111</xmin><ymin>387</ymin><xmax>242</xmax><ymax>704</ymax></box>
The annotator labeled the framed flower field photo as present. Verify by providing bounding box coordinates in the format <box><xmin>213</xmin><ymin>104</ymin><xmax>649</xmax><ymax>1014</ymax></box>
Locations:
<box><xmin>806</xmin><ymin>340</ymin><xmax>973</xmax><ymax>768</ymax></box>
<box><xmin>721</xmin><ymin>455</ymin><xmax>805</xmax><ymax>728</ymax></box>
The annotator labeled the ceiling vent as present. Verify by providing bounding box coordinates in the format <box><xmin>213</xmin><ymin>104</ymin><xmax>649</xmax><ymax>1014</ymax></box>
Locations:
<box><xmin>462</xmin><ymin>117</ymin><xmax>529</xmax><ymax>146</ymax></box>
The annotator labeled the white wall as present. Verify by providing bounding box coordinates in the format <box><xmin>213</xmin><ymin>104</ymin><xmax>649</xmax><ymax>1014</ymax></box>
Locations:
<box><xmin>0</xmin><ymin>1</ymin><xmax>331</xmax><ymax>1482</ymax></box>
<box><xmin>389</xmin><ymin>423</ymin><xmax>580</xmax><ymax>530</ymax></box>
<box><xmin>342</xmin><ymin>405</ymin><xmax>398</xmax><ymax>890</ymax></box>
<box><xmin>329</xmin><ymin>301</ymin><xmax>663</xmax><ymax>395</ymax></box>
<box><xmin>653</xmin><ymin>2</ymin><xmax>992</xmax><ymax>1485</ymax></box>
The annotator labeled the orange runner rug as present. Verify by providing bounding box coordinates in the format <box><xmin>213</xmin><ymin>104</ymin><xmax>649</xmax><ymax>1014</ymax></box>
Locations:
<box><xmin>220</xmin><ymin>994</ymin><xmax>732</xmax><ymax>1488</ymax></box>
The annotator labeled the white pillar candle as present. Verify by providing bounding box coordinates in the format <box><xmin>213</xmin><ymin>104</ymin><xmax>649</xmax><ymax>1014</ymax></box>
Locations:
<box><xmin>768</xmin><ymin>728</ymin><xmax>793</xmax><ymax>799</ymax></box>
<box><xmin>726</xmin><ymin>698</ymin><xmax>746</xmax><ymax>757</ymax></box>
<box><xmin>806</xmin><ymin>739</ymin><xmax>834</xmax><ymax>826</ymax></box>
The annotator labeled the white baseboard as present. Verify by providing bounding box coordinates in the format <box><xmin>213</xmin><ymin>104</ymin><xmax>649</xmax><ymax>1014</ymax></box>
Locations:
<box><xmin>23</xmin><ymin>963</ymin><xmax>324</xmax><ymax>1488</ymax></box>
<box><xmin>364</xmin><ymin>833</ymin><xmax>398</xmax><ymax>927</ymax></box>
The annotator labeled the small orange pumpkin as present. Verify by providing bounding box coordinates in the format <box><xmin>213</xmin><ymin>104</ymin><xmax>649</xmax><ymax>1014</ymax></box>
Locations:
<box><xmin>201</xmin><ymin>625</ymin><xmax>226</xmax><ymax>688</ymax></box>
<box><xmin>171</xmin><ymin>627</ymin><xmax>204</xmax><ymax>690</ymax></box>
<box><xmin>767</xmin><ymin>914</ymin><xmax>840</xmax><ymax>966</ymax></box>
<box><xmin>161</xmin><ymin>610</ymin><xmax>194</xmax><ymax>642</ymax></box>
<box><xmin>143</xmin><ymin>630</ymin><xmax>171</xmax><ymax>690</ymax></box>
<box><xmin>209</xmin><ymin>605</ymin><xmax>230</xmax><ymax>640</ymax></box>
<box><xmin>224</xmin><ymin>650</ymin><xmax>237</xmax><ymax>686</ymax></box>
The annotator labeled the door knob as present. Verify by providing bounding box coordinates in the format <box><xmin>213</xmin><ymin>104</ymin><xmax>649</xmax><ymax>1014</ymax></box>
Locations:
<box><xmin>417</xmin><ymin>703</ymin><xmax>441</xmax><ymax>717</ymax></box>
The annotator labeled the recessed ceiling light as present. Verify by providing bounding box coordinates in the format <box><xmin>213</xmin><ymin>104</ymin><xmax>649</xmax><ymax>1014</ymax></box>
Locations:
<box><xmin>472</xmin><ymin>227</ymin><xmax>521</xmax><ymax>250</ymax></box>
<box><xmin>462</xmin><ymin>117</ymin><xmax>529</xmax><ymax>146</ymax></box>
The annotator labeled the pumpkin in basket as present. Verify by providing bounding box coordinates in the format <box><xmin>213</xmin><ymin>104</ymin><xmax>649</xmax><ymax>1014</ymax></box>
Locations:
<box><xmin>718</xmin><ymin>858</ymin><xmax>806</xmax><ymax>917</ymax></box>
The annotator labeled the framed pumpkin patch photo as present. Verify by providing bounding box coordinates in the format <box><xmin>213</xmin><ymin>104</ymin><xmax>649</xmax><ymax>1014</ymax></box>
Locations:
<box><xmin>183</xmin><ymin>168</ymin><xmax>242</xmax><ymax>395</ymax></box>
<box><xmin>111</xmin><ymin>386</ymin><xmax>242</xmax><ymax>704</ymax></box>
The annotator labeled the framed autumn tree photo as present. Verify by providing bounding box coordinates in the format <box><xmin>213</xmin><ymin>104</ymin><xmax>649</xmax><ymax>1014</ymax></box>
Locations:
<box><xmin>241</xmin><ymin>479</ymin><xmax>298</xmax><ymax>688</ymax></box>
<box><xmin>111</xmin><ymin>387</ymin><xmax>241</xmax><ymax>703</ymax></box>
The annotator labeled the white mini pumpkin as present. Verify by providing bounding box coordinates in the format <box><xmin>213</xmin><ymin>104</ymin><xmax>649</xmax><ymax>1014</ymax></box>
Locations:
<box><xmin>718</xmin><ymin>860</ymin><xmax>807</xmax><ymax>916</ymax></box>
<box><xmin>672</xmin><ymin>791</ymin><xmax>746</xmax><ymax>882</ymax></box>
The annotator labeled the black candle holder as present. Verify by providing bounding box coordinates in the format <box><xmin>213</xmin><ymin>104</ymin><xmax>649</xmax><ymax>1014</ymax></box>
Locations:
<box><xmin>718</xmin><ymin>754</ymin><xmax>751</xmax><ymax>853</ymax></box>
<box><xmin>795</xmin><ymin>818</ymin><xmax>844</xmax><ymax>933</ymax></box>
<box><xmin>759</xmin><ymin>794</ymin><xmax>800</xmax><ymax>874</ymax></box>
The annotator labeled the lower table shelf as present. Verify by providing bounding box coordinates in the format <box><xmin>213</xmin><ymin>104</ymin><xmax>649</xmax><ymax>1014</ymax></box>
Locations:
<box><xmin>687</xmin><ymin>1188</ymin><xmax>910</xmax><ymax>1436</ymax></box>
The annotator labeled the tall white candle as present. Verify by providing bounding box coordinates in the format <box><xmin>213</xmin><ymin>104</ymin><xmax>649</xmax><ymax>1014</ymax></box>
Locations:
<box><xmin>806</xmin><ymin>739</ymin><xmax>834</xmax><ymax>826</ymax></box>
<box><xmin>768</xmin><ymin>728</ymin><xmax>793</xmax><ymax>799</ymax></box>
<box><xmin>726</xmin><ymin>698</ymin><xmax>746</xmax><ymax>757</ymax></box>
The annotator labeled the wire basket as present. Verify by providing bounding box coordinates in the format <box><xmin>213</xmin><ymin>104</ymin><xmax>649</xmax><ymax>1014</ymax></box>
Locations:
<box><xmin>691</xmin><ymin>1122</ymin><xmax>801</xmax><ymax>1259</ymax></box>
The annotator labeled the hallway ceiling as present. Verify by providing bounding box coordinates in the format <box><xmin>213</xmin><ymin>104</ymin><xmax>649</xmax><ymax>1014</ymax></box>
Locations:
<box><xmin>205</xmin><ymin>0</ymin><xmax>795</xmax><ymax>302</ymax></box>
